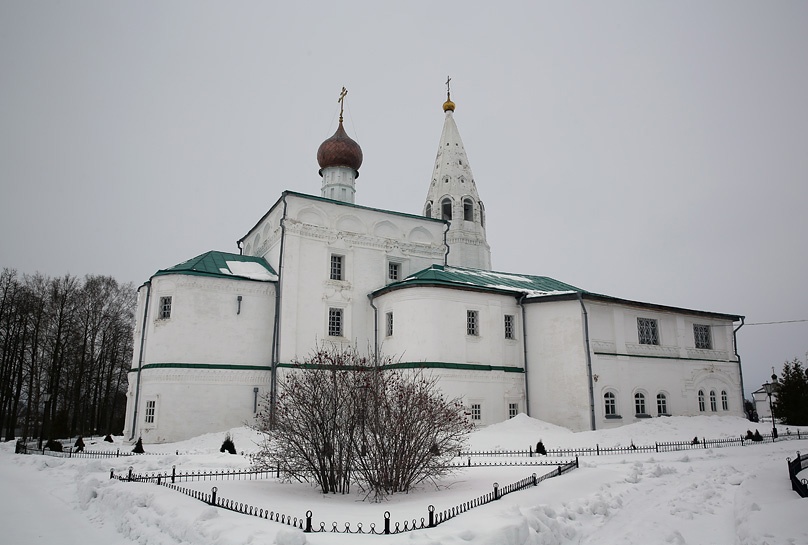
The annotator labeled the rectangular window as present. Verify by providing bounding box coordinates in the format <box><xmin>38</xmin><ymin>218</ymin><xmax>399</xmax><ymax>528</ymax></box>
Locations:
<box><xmin>604</xmin><ymin>392</ymin><xmax>616</xmax><ymax>416</ymax></box>
<box><xmin>471</xmin><ymin>403</ymin><xmax>481</xmax><ymax>421</ymax></box>
<box><xmin>508</xmin><ymin>403</ymin><xmax>518</xmax><ymax>419</ymax></box>
<box><xmin>634</xmin><ymin>393</ymin><xmax>647</xmax><ymax>415</ymax></box>
<box><xmin>330</xmin><ymin>255</ymin><xmax>344</xmax><ymax>281</ymax></box>
<box><xmin>693</xmin><ymin>324</ymin><xmax>712</xmax><ymax>349</ymax></box>
<box><xmin>159</xmin><ymin>296</ymin><xmax>172</xmax><ymax>319</ymax></box>
<box><xmin>388</xmin><ymin>262</ymin><xmax>400</xmax><ymax>282</ymax></box>
<box><xmin>145</xmin><ymin>400</ymin><xmax>156</xmax><ymax>424</ymax></box>
<box><xmin>637</xmin><ymin>317</ymin><xmax>659</xmax><ymax>345</ymax></box>
<box><xmin>504</xmin><ymin>315</ymin><xmax>514</xmax><ymax>339</ymax></box>
<box><xmin>467</xmin><ymin>310</ymin><xmax>479</xmax><ymax>336</ymax></box>
<box><xmin>328</xmin><ymin>308</ymin><xmax>343</xmax><ymax>337</ymax></box>
<box><xmin>385</xmin><ymin>311</ymin><xmax>393</xmax><ymax>337</ymax></box>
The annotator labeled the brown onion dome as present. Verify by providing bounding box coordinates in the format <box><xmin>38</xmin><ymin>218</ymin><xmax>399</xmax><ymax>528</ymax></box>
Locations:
<box><xmin>316</xmin><ymin>121</ymin><xmax>363</xmax><ymax>175</ymax></box>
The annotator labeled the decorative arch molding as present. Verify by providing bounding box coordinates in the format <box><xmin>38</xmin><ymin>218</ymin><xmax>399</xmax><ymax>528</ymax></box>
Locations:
<box><xmin>408</xmin><ymin>226</ymin><xmax>435</xmax><ymax>244</ymax></box>
<box><xmin>373</xmin><ymin>219</ymin><xmax>399</xmax><ymax>239</ymax></box>
<box><xmin>335</xmin><ymin>214</ymin><xmax>366</xmax><ymax>234</ymax></box>
<box><xmin>296</xmin><ymin>206</ymin><xmax>328</xmax><ymax>227</ymax></box>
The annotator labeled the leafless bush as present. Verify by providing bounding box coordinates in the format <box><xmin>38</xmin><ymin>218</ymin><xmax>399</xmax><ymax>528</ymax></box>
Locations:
<box><xmin>252</xmin><ymin>345</ymin><xmax>472</xmax><ymax>499</ymax></box>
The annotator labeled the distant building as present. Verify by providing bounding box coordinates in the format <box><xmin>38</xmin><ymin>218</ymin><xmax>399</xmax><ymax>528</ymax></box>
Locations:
<box><xmin>123</xmin><ymin>91</ymin><xmax>745</xmax><ymax>443</ymax></box>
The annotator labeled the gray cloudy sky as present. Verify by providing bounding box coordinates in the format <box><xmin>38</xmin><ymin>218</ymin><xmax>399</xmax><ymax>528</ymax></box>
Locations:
<box><xmin>2</xmin><ymin>1</ymin><xmax>806</xmax><ymax>398</ymax></box>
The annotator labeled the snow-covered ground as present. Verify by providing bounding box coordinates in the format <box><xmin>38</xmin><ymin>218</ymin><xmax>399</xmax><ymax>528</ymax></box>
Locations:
<box><xmin>1</xmin><ymin>415</ymin><xmax>806</xmax><ymax>545</ymax></box>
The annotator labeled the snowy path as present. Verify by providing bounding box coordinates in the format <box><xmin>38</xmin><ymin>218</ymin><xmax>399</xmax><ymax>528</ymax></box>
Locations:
<box><xmin>0</xmin><ymin>455</ymin><xmax>136</xmax><ymax>544</ymax></box>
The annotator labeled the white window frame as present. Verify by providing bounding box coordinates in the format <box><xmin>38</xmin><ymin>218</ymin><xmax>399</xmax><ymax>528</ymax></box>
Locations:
<box><xmin>330</xmin><ymin>254</ymin><xmax>344</xmax><ymax>281</ymax></box>
<box><xmin>634</xmin><ymin>392</ymin><xmax>647</xmax><ymax>415</ymax></box>
<box><xmin>504</xmin><ymin>314</ymin><xmax>515</xmax><ymax>339</ymax></box>
<box><xmin>385</xmin><ymin>311</ymin><xmax>393</xmax><ymax>337</ymax></box>
<box><xmin>604</xmin><ymin>391</ymin><xmax>617</xmax><ymax>416</ymax></box>
<box><xmin>693</xmin><ymin>324</ymin><xmax>712</xmax><ymax>349</ymax></box>
<box><xmin>657</xmin><ymin>393</ymin><xmax>668</xmax><ymax>415</ymax></box>
<box><xmin>467</xmin><ymin>310</ymin><xmax>479</xmax><ymax>336</ymax></box>
<box><xmin>328</xmin><ymin>307</ymin><xmax>343</xmax><ymax>337</ymax></box>
<box><xmin>470</xmin><ymin>403</ymin><xmax>482</xmax><ymax>421</ymax></box>
<box><xmin>145</xmin><ymin>399</ymin><xmax>157</xmax><ymax>424</ymax></box>
<box><xmin>721</xmin><ymin>390</ymin><xmax>728</xmax><ymax>411</ymax></box>
<box><xmin>158</xmin><ymin>296</ymin><xmax>172</xmax><ymax>319</ymax></box>
<box><xmin>387</xmin><ymin>261</ymin><xmax>401</xmax><ymax>282</ymax></box>
<box><xmin>508</xmin><ymin>403</ymin><xmax>518</xmax><ymax>419</ymax></box>
<box><xmin>637</xmin><ymin>317</ymin><xmax>659</xmax><ymax>345</ymax></box>
<box><xmin>698</xmin><ymin>390</ymin><xmax>705</xmax><ymax>412</ymax></box>
<box><xmin>710</xmin><ymin>390</ymin><xmax>717</xmax><ymax>412</ymax></box>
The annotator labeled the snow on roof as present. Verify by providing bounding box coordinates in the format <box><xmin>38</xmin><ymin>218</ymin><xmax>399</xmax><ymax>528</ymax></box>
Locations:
<box><xmin>223</xmin><ymin>261</ymin><xmax>278</xmax><ymax>281</ymax></box>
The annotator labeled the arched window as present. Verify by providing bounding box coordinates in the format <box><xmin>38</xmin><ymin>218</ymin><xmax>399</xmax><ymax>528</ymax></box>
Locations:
<box><xmin>710</xmin><ymin>390</ymin><xmax>717</xmax><ymax>412</ymax></box>
<box><xmin>721</xmin><ymin>390</ymin><xmax>728</xmax><ymax>411</ymax></box>
<box><xmin>479</xmin><ymin>202</ymin><xmax>485</xmax><ymax>227</ymax></box>
<box><xmin>425</xmin><ymin>202</ymin><xmax>432</xmax><ymax>218</ymax></box>
<box><xmin>463</xmin><ymin>198</ymin><xmax>474</xmax><ymax>221</ymax></box>
<box><xmin>441</xmin><ymin>198</ymin><xmax>452</xmax><ymax>220</ymax></box>
<box><xmin>634</xmin><ymin>392</ymin><xmax>646</xmax><ymax>415</ymax></box>
<box><xmin>698</xmin><ymin>390</ymin><xmax>705</xmax><ymax>412</ymax></box>
<box><xmin>657</xmin><ymin>393</ymin><xmax>668</xmax><ymax>415</ymax></box>
<box><xmin>604</xmin><ymin>391</ymin><xmax>616</xmax><ymax>416</ymax></box>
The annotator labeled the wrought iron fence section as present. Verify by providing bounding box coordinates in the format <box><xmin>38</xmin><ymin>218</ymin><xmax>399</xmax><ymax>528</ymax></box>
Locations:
<box><xmin>787</xmin><ymin>451</ymin><xmax>808</xmax><ymax>498</ymax></box>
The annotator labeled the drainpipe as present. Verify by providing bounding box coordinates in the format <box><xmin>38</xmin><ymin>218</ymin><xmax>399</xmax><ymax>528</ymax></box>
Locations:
<box><xmin>733</xmin><ymin>317</ymin><xmax>745</xmax><ymax>413</ymax></box>
<box><xmin>443</xmin><ymin>222</ymin><xmax>450</xmax><ymax>266</ymax></box>
<box><xmin>269</xmin><ymin>194</ymin><xmax>289</xmax><ymax>428</ymax></box>
<box><xmin>367</xmin><ymin>294</ymin><xmax>379</xmax><ymax>365</ymax></box>
<box><xmin>577</xmin><ymin>293</ymin><xmax>596</xmax><ymax>431</ymax></box>
<box><xmin>518</xmin><ymin>294</ymin><xmax>530</xmax><ymax>416</ymax></box>
<box><xmin>129</xmin><ymin>281</ymin><xmax>151</xmax><ymax>440</ymax></box>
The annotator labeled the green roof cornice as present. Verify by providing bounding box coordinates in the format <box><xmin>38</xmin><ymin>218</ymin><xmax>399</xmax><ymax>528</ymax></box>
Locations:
<box><xmin>153</xmin><ymin>251</ymin><xmax>277</xmax><ymax>282</ymax></box>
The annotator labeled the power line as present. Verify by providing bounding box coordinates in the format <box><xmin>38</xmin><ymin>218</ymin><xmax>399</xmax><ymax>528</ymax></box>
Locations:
<box><xmin>745</xmin><ymin>319</ymin><xmax>808</xmax><ymax>326</ymax></box>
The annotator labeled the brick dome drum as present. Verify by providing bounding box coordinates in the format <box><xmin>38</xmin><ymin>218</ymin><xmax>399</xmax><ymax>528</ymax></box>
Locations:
<box><xmin>317</xmin><ymin>122</ymin><xmax>363</xmax><ymax>173</ymax></box>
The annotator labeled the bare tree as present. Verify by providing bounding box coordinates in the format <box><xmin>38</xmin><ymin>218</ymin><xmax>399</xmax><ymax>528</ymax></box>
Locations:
<box><xmin>252</xmin><ymin>345</ymin><xmax>472</xmax><ymax>500</ymax></box>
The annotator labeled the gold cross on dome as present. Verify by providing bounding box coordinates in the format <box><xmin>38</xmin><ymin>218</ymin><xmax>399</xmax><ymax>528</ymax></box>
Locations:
<box><xmin>338</xmin><ymin>87</ymin><xmax>347</xmax><ymax>122</ymax></box>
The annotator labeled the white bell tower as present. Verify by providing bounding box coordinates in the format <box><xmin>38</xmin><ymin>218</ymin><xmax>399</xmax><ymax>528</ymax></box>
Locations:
<box><xmin>423</xmin><ymin>78</ymin><xmax>491</xmax><ymax>270</ymax></box>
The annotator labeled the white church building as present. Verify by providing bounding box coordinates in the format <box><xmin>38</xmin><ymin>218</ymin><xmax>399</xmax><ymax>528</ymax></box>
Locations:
<box><xmin>123</xmin><ymin>91</ymin><xmax>745</xmax><ymax>443</ymax></box>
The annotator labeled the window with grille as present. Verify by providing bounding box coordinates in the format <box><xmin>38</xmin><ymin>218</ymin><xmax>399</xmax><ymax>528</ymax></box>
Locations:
<box><xmin>721</xmin><ymin>390</ymin><xmax>728</xmax><ymax>411</ymax></box>
<box><xmin>508</xmin><ymin>403</ymin><xmax>518</xmax><ymax>419</ymax></box>
<box><xmin>693</xmin><ymin>324</ymin><xmax>711</xmax><ymax>349</ymax></box>
<box><xmin>385</xmin><ymin>311</ymin><xmax>393</xmax><ymax>337</ymax></box>
<box><xmin>328</xmin><ymin>308</ymin><xmax>343</xmax><ymax>337</ymax></box>
<box><xmin>504</xmin><ymin>315</ymin><xmax>514</xmax><ymax>339</ymax></box>
<box><xmin>471</xmin><ymin>403</ymin><xmax>481</xmax><ymax>421</ymax></box>
<box><xmin>145</xmin><ymin>400</ymin><xmax>156</xmax><ymax>424</ymax></box>
<box><xmin>698</xmin><ymin>390</ymin><xmax>705</xmax><ymax>412</ymax></box>
<box><xmin>604</xmin><ymin>392</ymin><xmax>617</xmax><ymax>416</ymax></box>
<box><xmin>634</xmin><ymin>393</ymin><xmax>647</xmax><ymax>415</ymax></box>
<box><xmin>330</xmin><ymin>255</ymin><xmax>344</xmax><ymax>281</ymax></box>
<box><xmin>467</xmin><ymin>310</ymin><xmax>479</xmax><ymax>336</ymax></box>
<box><xmin>159</xmin><ymin>296</ymin><xmax>172</xmax><ymax>319</ymax></box>
<box><xmin>637</xmin><ymin>317</ymin><xmax>659</xmax><ymax>345</ymax></box>
<box><xmin>657</xmin><ymin>393</ymin><xmax>668</xmax><ymax>415</ymax></box>
<box><xmin>710</xmin><ymin>390</ymin><xmax>717</xmax><ymax>411</ymax></box>
<box><xmin>388</xmin><ymin>262</ymin><xmax>400</xmax><ymax>282</ymax></box>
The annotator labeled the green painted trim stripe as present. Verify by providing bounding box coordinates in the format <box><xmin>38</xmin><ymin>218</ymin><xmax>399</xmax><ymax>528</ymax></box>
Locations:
<box><xmin>594</xmin><ymin>352</ymin><xmax>738</xmax><ymax>364</ymax></box>
<box><xmin>130</xmin><ymin>361</ymin><xmax>524</xmax><ymax>374</ymax></box>
<box><xmin>276</xmin><ymin>361</ymin><xmax>524</xmax><ymax>373</ymax></box>
<box><xmin>129</xmin><ymin>363</ymin><xmax>273</xmax><ymax>373</ymax></box>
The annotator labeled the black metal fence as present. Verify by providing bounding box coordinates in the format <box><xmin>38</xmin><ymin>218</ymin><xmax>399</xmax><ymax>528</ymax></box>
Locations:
<box><xmin>111</xmin><ymin>466</ymin><xmax>275</xmax><ymax>484</ymax></box>
<box><xmin>787</xmin><ymin>451</ymin><xmax>808</xmax><ymax>498</ymax></box>
<box><xmin>461</xmin><ymin>431</ymin><xmax>806</xmax><ymax>458</ymax></box>
<box><xmin>111</xmin><ymin>458</ymin><xmax>578</xmax><ymax>535</ymax></box>
<box><xmin>15</xmin><ymin>441</ymin><xmax>143</xmax><ymax>458</ymax></box>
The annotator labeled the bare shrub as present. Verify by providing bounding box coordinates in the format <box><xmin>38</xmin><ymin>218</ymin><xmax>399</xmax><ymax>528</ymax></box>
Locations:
<box><xmin>252</xmin><ymin>345</ymin><xmax>471</xmax><ymax>499</ymax></box>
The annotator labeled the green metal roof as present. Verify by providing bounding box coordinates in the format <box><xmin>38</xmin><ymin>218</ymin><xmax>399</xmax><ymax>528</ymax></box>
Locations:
<box><xmin>375</xmin><ymin>264</ymin><xmax>742</xmax><ymax>320</ymax></box>
<box><xmin>375</xmin><ymin>264</ymin><xmax>584</xmax><ymax>297</ymax></box>
<box><xmin>153</xmin><ymin>251</ymin><xmax>277</xmax><ymax>282</ymax></box>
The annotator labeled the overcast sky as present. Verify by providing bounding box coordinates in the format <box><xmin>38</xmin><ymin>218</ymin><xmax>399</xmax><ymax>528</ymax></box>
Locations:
<box><xmin>2</xmin><ymin>1</ymin><xmax>806</xmax><ymax>398</ymax></box>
